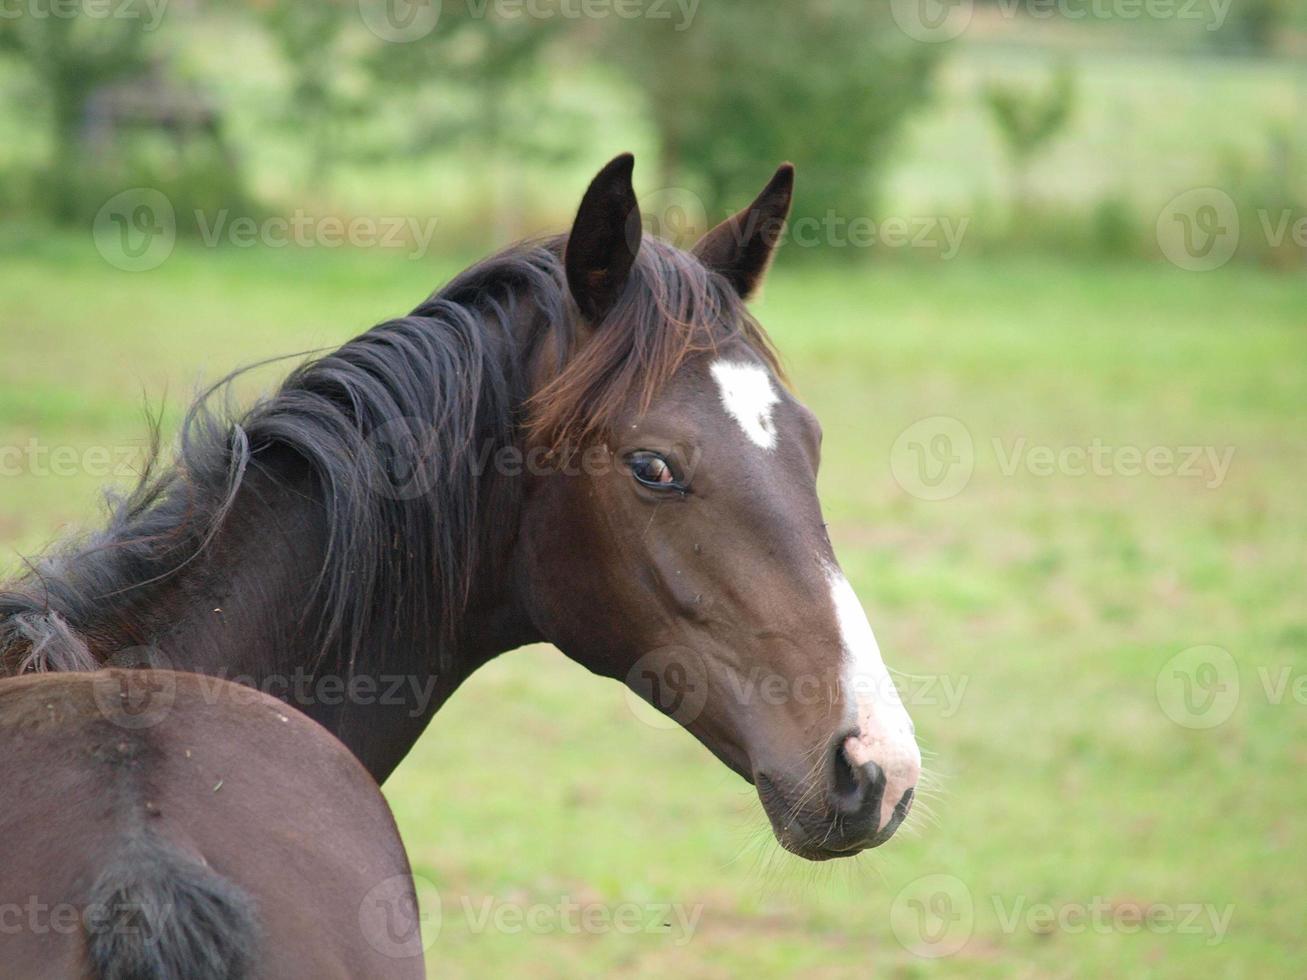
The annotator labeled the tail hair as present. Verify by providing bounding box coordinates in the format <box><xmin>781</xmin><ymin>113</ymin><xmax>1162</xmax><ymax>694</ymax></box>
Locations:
<box><xmin>84</xmin><ymin>834</ymin><xmax>259</xmax><ymax>980</ymax></box>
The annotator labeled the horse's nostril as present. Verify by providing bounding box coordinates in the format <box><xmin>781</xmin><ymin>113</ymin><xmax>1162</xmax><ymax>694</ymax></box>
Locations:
<box><xmin>830</xmin><ymin>736</ymin><xmax>887</xmax><ymax>817</ymax></box>
<box><xmin>831</xmin><ymin>737</ymin><xmax>859</xmax><ymax>800</ymax></box>
<box><xmin>831</xmin><ymin>736</ymin><xmax>893</xmax><ymax>831</ymax></box>
<box><xmin>858</xmin><ymin>757</ymin><xmax>887</xmax><ymax>811</ymax></box>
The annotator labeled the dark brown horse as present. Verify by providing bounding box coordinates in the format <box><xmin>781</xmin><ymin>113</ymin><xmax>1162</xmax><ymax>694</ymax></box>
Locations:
<box><xmin>0</xmin><ymin>670</ymin><xmax>426</xmax><ymax>978</ymax></box>
<box><xmin>1</xmin><ymin>154</ymin><xmax>920</xmax><ymax>862</ymax></box>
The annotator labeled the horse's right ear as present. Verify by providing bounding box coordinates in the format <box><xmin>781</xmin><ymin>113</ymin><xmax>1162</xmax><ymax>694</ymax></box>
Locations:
<box><xmin>565</xmin><ymin>153</ymin><xmax>641</xmax><ymax>324</ymax></box>
<box><xmin>694</xmin><ymin>163</ymin><xmax>794</xmax><ymax>300</ymax></box>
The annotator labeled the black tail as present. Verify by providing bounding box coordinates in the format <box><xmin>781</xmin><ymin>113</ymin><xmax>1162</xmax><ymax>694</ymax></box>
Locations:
<box><xmin>84</xmin><ymin>834</ymin><xmax>259</xmax><ymax>980</ymax></box>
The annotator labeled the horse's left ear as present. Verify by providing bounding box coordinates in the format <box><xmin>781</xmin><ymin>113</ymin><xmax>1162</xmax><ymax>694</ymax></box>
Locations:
<box><xmin>694</xmin><ymin>163</ymin><xmax>794</xmax><ymax>300</ymax></box>
<box><xmin>565</xmin><ymin>153</ymin><xmax>641</xmax><ymax>324</ymax></box>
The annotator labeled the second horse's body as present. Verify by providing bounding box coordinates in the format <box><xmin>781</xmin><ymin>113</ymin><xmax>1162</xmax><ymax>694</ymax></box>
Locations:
<box><xmin>0</xmin><ymin>670</ymin><xmax>426</xmax><ymax>979</ymax></box>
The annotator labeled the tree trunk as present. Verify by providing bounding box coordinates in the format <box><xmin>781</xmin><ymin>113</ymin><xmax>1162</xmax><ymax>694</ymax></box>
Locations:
<box><xmin>47</xmin><ymin>72</ymin><xmax>88</xmax><ymax>224</ymax></box>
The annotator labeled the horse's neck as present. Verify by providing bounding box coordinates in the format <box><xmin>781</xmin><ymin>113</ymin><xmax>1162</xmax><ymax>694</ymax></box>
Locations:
<box><xmin>97</xmin><ymin>462</ymin><xmax>530</xmax><ymax>781</ymax></box>
<box><xmin>12</xmin><ymin>281</ymin><xmax>555</xmax><ymax>780</ymax></box>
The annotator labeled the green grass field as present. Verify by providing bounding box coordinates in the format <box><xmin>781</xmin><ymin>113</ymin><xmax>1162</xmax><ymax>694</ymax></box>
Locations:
<box><xmin>1</xmin><ymin>233</ymin><xmax>1304</xmax><ymax>977</ymax></box>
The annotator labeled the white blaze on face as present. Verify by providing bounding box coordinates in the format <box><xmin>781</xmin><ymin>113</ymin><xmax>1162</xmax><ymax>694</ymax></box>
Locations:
<box><xmin>710</xmin><ymin>360</ymin><xmax>780</xmax><ymax>451</ymax></box>
<box><xmin>827</xmin><ymin>565</ymin><xmax>921</xmax><ymax>832</ymax></box>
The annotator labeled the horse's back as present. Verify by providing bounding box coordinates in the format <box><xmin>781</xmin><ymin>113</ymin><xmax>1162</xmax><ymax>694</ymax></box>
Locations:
<box><xmin>0</xmin><ymin>670</ymin><xmax>426</xmax><ymax>980</ymax></box>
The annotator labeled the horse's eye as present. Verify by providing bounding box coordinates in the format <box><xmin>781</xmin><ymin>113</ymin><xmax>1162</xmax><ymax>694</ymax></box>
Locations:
<box><xmin>628</xmin><ymin>452</ymin><xmax>680</xmax><ymax>490</ymax></box>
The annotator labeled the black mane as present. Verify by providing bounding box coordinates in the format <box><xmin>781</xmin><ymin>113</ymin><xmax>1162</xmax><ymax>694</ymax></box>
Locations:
<box><xmin>0</xmin><ymin>242</ymin><xmax>567</xmax><ymax>675</ymax></box>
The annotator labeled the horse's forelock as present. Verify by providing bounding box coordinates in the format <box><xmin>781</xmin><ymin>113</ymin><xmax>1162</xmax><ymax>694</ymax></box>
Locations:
<box><xmin>525</xmin><ymin>235</ymin><xmax>784</xmax><ymax>451</ymax></box>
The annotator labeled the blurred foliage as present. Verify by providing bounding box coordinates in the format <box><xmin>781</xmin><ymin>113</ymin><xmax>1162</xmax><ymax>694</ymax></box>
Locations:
<box><xmin>1209</xmin><ymin>0</ymin><xmax>1292</xmax><ymax>53</ymax></box>
<box><xmin>609</xmin><ymin>0</ymin><xmax>940</xmax><ymax>238</ymax></box>
<box><xmin>247</xmin><ymin>1</ymin><xmax>366</xmax><ymax>188</ymax></box>
<box><xmin>983</xmin><ymin>63</ymin><xmax>1076</xmax><ymax>214</ymax></box>
<box><xmin>0</xmin><ymin>0</ymin><xmax>1302</xmax><ymax>269</ymax></box>
<box><xmin>1220</xmin><ymin>131</ymin><xmax>1306</xmax><ymax>271</ymax></box>
<box><xmin>362</xmin><ymin>1</ymin><xmax>565</xmax><ymax>159</ymax></box>
<box><xmin>360</xmin><ymin>2</ymin><xmax>577</xmax><ymax>244</ymax></box>
<box><xmin>1090</xmin><ymin>194</ymin><xmax>1143</xmax><ymax>260</ymax></box>
<box><xmin>0</xmin><ymin>8</ymin><xmax>152</xmax><ymax>220</ymax></box>
<box><xmin>247</xmin><ymin>0</ymin><xmax>574</xmax><ymax>187</ymax></box>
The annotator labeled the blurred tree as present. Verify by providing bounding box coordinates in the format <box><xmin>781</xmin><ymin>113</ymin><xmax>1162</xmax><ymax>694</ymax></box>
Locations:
<box><xmin>0</xmin><ymin>11</ymin><xmax>152</xmax><ymax>220</ymax></box>
<box><xmin>1212</xmin><ymin>0</ymin><xmax>1289</xmax><ymax>53</ymax></box>
<box><xmin>248</xmin><ymin>0</ymin><xmax>368</xmax><ymax>191</ymax></box>
<box><xmin>1220</xmin><ymin>130</ymin><xmax>1305</xmax><ymax>270</ymax></box>
<box><xmin>608</xmin><ymin>0</ymin><xmax>940</xmax><ymax>249</ymax></box>
<box><xmin>983</xmin><ymin>64</ymin><xmax>1076</xmax><ymax>217</ymax></box>
<box><xmin>229</xmin><ymin>0</ymin><xmax>573</xmax><ymax>229</ymax></box>
<box><xmin>361</xmin><ymin>3</ymin><xmax>571</xmax><ymax>243</ymax></box>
